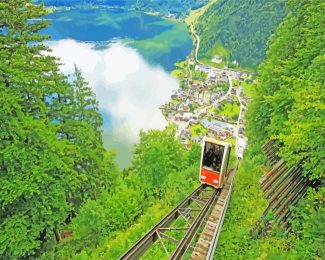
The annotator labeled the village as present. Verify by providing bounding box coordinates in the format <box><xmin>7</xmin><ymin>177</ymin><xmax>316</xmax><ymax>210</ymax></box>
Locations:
<box><xmin>161</xmin><ymin>57</ymin><xmax>251</xmax><ymax>159</ymax></box>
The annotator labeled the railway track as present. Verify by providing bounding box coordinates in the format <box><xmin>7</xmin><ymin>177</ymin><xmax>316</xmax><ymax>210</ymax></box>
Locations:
<box><xmin>120</xmin><ymin>167</ymin><xmax>237</xmax><ymax>260</ymax></box>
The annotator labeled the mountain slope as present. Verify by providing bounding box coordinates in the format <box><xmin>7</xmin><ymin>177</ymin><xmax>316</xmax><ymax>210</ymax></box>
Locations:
<box><xmin>36</xmin><ymin>0</ymin><xmax>209</xmax><ymax>18</ymax></box>
<box><xmin>196</xmin><ymin>0</ymin><xmax>286</xmax><ymax>68</ymax></box>
<box><xmin>250</xmin><ymin>0</ymin><xmax>325</xmax><ymax>179</ymax></box>
<box><xmin>216</xmin><ymin>0</ymin><xmax>324</xmax><ymax>258</ymax></box>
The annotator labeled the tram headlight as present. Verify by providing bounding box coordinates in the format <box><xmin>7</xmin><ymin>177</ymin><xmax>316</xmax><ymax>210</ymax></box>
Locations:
<box><xmin>213</xmin><ymin>179</ymin><xmax>219</xmax><ymax>184</ymax></box>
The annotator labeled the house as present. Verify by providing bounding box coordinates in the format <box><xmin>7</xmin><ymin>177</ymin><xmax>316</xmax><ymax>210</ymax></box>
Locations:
<box><xmin>212</xmin><ymin>55</ymin><xmax>223</xmax><ymax>64</ymax></box>
<box><xmin>239</xmin><ymin>127</ymin><xmax>245</xmax><ymax>135</ymax></box>
<box><xmin>174</xmin><ymin>114</ymin><xmax>183</xmax><ymax>121</ymax></box>
<box><xmin>195</xmin><ymin>64</ymin><xmax>210</xmax><ymax>73</ymax></box>
<box><xmin>219</xmin><ymin>76</ymin><xmax>229</xmax><ymax>83</ymax></box>
<box><xmin>226</xmin><ymin>96</ymin><xmax>234</xmax><ymax>103</ymax></box>
<box><xmin>189</xmin><ymin>118</ymin><xmax>199</xmax><ymax>125</ymax></box>
<box><xmin>183</xmin><ymin>112</ymin><xmax>194</xmax><ymax>121</ymax></box>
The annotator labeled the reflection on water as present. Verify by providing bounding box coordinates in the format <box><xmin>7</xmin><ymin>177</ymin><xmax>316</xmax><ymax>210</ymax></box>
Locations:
<box><xmin>42</xmin><ymin>8</ymin><xmax>193</xmax><ymax>70</ymax></box>
<box><xmin>48</xmin><ymin>40</ymin><xmax>178</xmax><ymax>167</ymax></box>
<box><xmin>43</xmin><ymin>8</ymin><xmax>193</xmax><ymax>167</ymax></box>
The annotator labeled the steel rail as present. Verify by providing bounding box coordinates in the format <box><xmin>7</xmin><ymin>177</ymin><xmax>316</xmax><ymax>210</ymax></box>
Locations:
<box><xmin>191</xmin><ymin>164</ymin><xmax>238</xmax><ymax>259</ymax></box>
<box><xmin>207</xmin><ymin>181</ymin><xmax>233</xmax><ymax>260</ymax></box>
<box><xmin>170</xmin><ymin>188</ymin><xmax>220</xmax><ymax>259</ymax></box>
<box><xmin>119</xmin><ymin>184</ymin><xmax>208</xmax><ymax>260</ymax></box>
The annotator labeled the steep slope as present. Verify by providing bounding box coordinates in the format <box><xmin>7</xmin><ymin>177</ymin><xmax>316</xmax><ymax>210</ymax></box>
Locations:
<box><xmin>196</xmin><ymin>0</ymin><xmax>286</xmax><ymax>68</ymax></box>
<box><xmin>251</xmin><ymin>0</ymin><xmax>324</xmax><ymax>179</ymax></box>
<box><xmin>216</xmin><ymin>0</ymin><xmax>324</xmax><ymax>258</ymax></box>
<box><xmin>36</xmin><ymin>0</ymin><xmax>209</xmax><ymax>18</ymax></box>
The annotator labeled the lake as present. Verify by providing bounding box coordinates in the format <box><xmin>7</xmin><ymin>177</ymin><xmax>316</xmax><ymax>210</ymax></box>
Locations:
<box><xmin>42</xmin><ymin>8</ymin><xmax>193</xmax><ymax>167</ymax></box>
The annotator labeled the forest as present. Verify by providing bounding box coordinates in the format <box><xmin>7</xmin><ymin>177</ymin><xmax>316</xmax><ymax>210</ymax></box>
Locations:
<box><xmin>33</xmin><ymin>0</ymin><xmax>209</xmax><ymax>18</ymax></box>
<box><xmin>195</xmin><ymin>0</ymin><xmax>286</xmax><ymax>68</ymax></box>
<box><xmin>215</xmin><ymin>0</ymin><xmax>324</xmax><ymax>258</ymax></box>
<box><xmin>0</xmin><ymin>0</ymin><xmax>324</xmax><ymax>259</ymax></box>
<box><xmin>0</xmin><ymin>1</ymin><xmax>202</xmax><ymax>258</ymax></box>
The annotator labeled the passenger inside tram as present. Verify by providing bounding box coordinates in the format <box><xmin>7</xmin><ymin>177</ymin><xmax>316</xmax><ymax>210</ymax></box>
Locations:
<box><xmin>203</xmin><ymin>142</ymin><xmax>224</xmax><ymax>172</ymax></box>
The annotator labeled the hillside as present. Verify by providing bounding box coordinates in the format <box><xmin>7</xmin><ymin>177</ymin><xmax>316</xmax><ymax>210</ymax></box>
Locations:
<box><xmin>216</xmin><ymin>0</ymin><xmax>324</xmax><ymax>258</ymax></box>
<box><xmin>1</xmin><ymin>0</ymin><xmax>323</xmax><ymax>259</ymax></box>
<box><xmin>35</xmin><ymin>0</ymin><xmax>209</xmax><ymax>18</ymax></box>
<box><xmin>195</xmin><ymin>0</ymin><xmax>286</xmax><ymax>68</ymax></box>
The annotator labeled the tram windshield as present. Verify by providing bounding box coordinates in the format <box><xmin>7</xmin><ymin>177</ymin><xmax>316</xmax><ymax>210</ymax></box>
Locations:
<box><xmin>202</xmin><ymin>142</ymin><xmax>225</xmax><ymax>172</ymax></box>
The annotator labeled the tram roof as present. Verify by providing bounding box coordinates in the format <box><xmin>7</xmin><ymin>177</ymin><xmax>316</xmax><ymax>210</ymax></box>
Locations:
<box><xmin>203</xmin><ymin>137</ymin><xmax>232</xmax><ymax>147</ymax></box>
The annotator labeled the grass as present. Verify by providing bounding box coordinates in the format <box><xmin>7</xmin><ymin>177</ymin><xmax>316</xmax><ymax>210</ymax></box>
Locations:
<box><xmin>215</xmin><ymin>155</ymin><xmax>270</xmax><ymax>259</ymax></box>
<box><xmin>171</xmin><ymin>61</ymin><xmax>190</xmax><ymax>80</ymax></box>
<box><xmin>242</xmin><ymin>81</ymin><xmax>256</xmax><ymax>98</ymax></box>
<box><xmin>199</xmin><ymin>42</ymin><xmax>230</xmax><ymax>68</ymax></box>
<box><xmin>205</xmin><ymin>42</ymin><xmax>229</xmax><ymax>58</ymax></box>
<box><xmin>190</xmin><ymin>124</ymin><xmax>208</xmax><ymax>138</ymax></box>
<box><xmin>215</xmin><ymin>100</ymin><xmax>240</xmax><ymax>120</ymax></box>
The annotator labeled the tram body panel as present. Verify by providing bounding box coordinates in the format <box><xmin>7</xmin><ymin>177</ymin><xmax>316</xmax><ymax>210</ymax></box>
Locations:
<box><xmin>199</xmin><ymin>137</ymin><xmax>232</xmax><ymax>189</ymax></box>
<box><xmin>200</xmin><ymin>167</ymin><xmax>221</xmax><ymax>188</ymax></box>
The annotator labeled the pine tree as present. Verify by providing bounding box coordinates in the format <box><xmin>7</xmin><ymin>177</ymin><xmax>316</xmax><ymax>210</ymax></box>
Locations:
<box><xmin>249</xmin><ymin>0</ymin><xmax>325</xmax><ymax>179</ymax></box>
<box><xmin>69</xmin><ymin>66</ymin><xmax>118</xmax><ymax>201</ymax></box>
<box><xmin>0</xmin><ymin>1</ymin><xmax>117</xmax><ymax>257</ymax></box>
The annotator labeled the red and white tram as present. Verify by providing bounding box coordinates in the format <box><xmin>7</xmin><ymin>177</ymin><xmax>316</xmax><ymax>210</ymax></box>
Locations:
<box><xmin>199</xmin><ymin>137</ymin><xmax>232</xmax><ymax>189</ymax></box>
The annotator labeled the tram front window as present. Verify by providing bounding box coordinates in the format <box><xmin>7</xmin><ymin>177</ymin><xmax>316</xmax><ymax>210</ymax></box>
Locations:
<box><xmin>203</xmin><ymin>142</ymin><xmax>224</xmax><ymax>172</ymax></box>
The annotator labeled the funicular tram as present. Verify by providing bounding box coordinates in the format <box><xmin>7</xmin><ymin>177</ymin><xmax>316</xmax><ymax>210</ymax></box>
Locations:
<box><xmin>200</xmin><ymin>137</ymin><xmax>232</xmax><ymax>188</ymax></box>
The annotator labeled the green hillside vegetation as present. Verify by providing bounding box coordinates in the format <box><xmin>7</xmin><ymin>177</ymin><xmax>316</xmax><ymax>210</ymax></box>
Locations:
<box><xmin>35</xmin><ymin>0</ymin><xmax>209</xmax><ymax>18</ymax></box>
<box><xmin>196</xmin><ymin>0</ymin><xmax>286</xmax><ymax>68</ymax></box>
<box><xmin>128</xmin><ymin>0</ymin><xmax>209</xmax><ymax>18</ymax></box>
<box><xmin>0</xmin><ymin>1</ymin><xmax>118</xmax><ymax>258</ymax></box>
<box><xmin>0</xmin><ymin>1</ymin><xmax>200</xmax><ymax>258</ymax></box>
<box><xmin>199</xmin><ymin>43</ymin><xmax>229</xmax><ymax>69</ymax></box>
<box><xmin>1</xmin><ymin>0</ymin><xmax>324</xmax><ymax>259</ymax></box>
<box><xmin>250</xmin><ymin>0</ymin><xmax>324</xmax><ymax>180</ymax></box>
<box><xmin>40</xmin><ymin>127</ymin><xmax>201</xmax><ymax>259</ymax></box>
<box><xmin>190</xmin><ymin>124</ymin><xmax>208</xmax><ymax>138</ymax></box>
<box><xmin>217</xmin><ymin>0</ymin><xmax>325</xmax><ymax>258</ymax></box>
<box><xmin>215</xmin><ymin>98</ymin><xmax>240</xmax><ymax>122</ymax></box>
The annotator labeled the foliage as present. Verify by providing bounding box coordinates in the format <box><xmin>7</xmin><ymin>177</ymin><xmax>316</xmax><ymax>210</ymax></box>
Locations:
<box><xmin>215</xmin><ymin>153</ymin><xmax>270</xmax><ymax>258</ymax></box>
<box><xmin>287</xmin><ymin>187</ymin><xmax>325</xmax><ymax>259</ymax></box>
<box><xmin>38</xmin><ymin>126</ymin><xmax>201</xmax><ymax>258</ymax></box>
<box><xmin>196</xmin><ymin>0</ymin><xmax>286</xmax><ymax>68</ymax></box>
<box><xmin>192</xmin><ymin>70</ymin><xmax>207</xmax><ymax>81</ymax></box>
<box><xmin>190</xmin><ymin>124</ymin><xmax>207</xmax><ymax>138</ymax></box>
<box><xmin>215</xmin><ymin>99</ymin><xmax>240</xmax><ymax>121</ymax></box>
<box><xmin>217</xmin><ymin>0</ymin><xmax>325</xmax><ymax>258</ymax></box>
<box><xmin>250</xmin><ymin>0</ymin><xmax>325</xmax><ymax>179</ymax></box>
<box><xmin>35</xmin><ymin>0</ymin><xmax>209</xmax><ymax>18</ymax></box>
<box><xmin>92</xmin><ymin>164</ymin><xmax>199</xmax><ymax>259</ymax></box>
<box><xmin>0</xmin><ymin>1</ymin><xmax>117</xmax><ymax>258</ymax></box>
<box><xmin>69</xmin><ymin>187</ymin><xmax>143</xmax><ymax>250</ymax></box>
<box><xmin>129</xmin><ymin>126</ymin><xmax>189</xmax><ymax>198</ymax></box>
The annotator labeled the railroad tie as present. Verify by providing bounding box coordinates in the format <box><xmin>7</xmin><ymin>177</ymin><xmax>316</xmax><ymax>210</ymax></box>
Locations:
<box><xmin>191</xmin><ymin>170</ymin><xmax>236</xmax><ymax>259</ymax></box>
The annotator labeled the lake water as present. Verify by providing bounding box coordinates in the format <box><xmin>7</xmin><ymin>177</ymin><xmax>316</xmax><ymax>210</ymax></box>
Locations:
<box><xmin>42</xmin><ymin>8</ymin><xmax>193</xmax><ymax>167</ymax></box>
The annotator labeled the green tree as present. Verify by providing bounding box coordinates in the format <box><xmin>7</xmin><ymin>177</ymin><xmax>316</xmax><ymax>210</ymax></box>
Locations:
<box><xmin>196</xmin><ymin>0</ymin><xmax>286</xmax><ymax>68</ymax></box>
<box><xmin>67</xmin><ymin>66</ymin><xmax>118</xmax><ymax>203</ymax></box>
<box><xmin>250</xmin><ymin>0</ymin><xmax>325</xmax><ymax>179</ymax></box>
<box><xmin>0</xmin><ymin>1</ymin><xmax>117</xmax><ymax>258</ymax></box>
<box><xmin>129</xmin><ymin>125</ymin><xmax>189</xmax><ymax>198</ymax></box>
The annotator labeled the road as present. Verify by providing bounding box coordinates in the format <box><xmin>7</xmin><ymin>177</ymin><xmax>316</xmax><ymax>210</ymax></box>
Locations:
<box><xmin>234</xmin><ymin>88</ymin><xmax>247</xmax><ymax>158</ymax></box>
<box><xmin>190</xmin><ymin>23</ymin><xmax>202</xmax><ymax>65</ymax></box>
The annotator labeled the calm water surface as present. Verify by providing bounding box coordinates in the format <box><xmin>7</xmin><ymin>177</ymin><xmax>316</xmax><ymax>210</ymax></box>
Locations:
<box><xmin>42</xmin><ymin>8</ymin><xmax>193</xmax><ymax>167</ymax></box>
